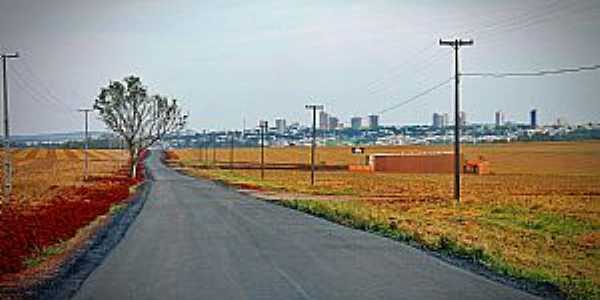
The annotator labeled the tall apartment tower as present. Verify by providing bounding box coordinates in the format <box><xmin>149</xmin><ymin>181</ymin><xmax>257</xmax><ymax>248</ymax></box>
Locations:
<box><xmin>495</xmin><ymin>111</ymin><xmax>504</xmax><ymax>127</ymax></box>
<box><xmin>328</xmin><ymin>116</ymin><xmax>339</xmax><ymax>130</ymax></box>
<box><xmin>442</xmin><ymin>113</ymin><xmax>449</xmax><ymax>128</ymax></box>
<box><xmin>530</xmin><ymin>109</ymin><xmax>537</xmax><ymax>128</ymax></box>
<box><xmin>350</xmin><ymin>117</ymin><xmax>362</xmax><ymax>130</ymax></box>
<box><xmin>319</xmin><ymin>111</ymin><xmax>329</xmax><ymax>130</ymax></box>
<box><xmin>459</xmin><ymin>111</ymin><xmax>467</xmax><ymax>127</ymax></box>
<box><xmin>275</xmin><ymin>118</ymin><xmax>287</xmax><ymax>134</ymax></box>
<box><xmin>368</xmin><ymin>114</ymin><xmax>379</xmax><ymax>129</ymax></box>
<box><xmin>432</xmin><ymin>113</ymin><xmax>443</xmax><ymax>128</ymax></box>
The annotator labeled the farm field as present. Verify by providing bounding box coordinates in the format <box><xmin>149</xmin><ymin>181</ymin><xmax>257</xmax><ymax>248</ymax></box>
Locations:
<box><xmin>170</xmin><ymin>141</ymin><xmax>600</xmax><ymax>299</ymax></box>
<box><xmin>177</xmin><ymin>141</ymin><xmax>600</xmax><ymax>175</ymax></box>
<box><xmin>1</xmin><ymin>148</ymin><xmax>128</xmax><ymax>203</ymax></box>
<box><xmin>0</xmin><ymin>148</ymin><xmax>138</xmax><ymax>279</ymax></box>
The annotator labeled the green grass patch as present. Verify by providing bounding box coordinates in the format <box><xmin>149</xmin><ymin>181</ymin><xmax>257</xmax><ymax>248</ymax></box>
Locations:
<box><xmin>277</xmin><ymin>199</ymin><xmax>597</xmax><ymax>300</ymax></box>
<box><xmin>23</xmin><ymin>244</ymin><xmax>65</xmax><ymax>269</ymax></box>
<box><xmin>484</xmin><ymin>205</ymin><xmax>595</xmax><ymax>236</ymax></box>
<box><xmin>109</xmin><ymin>203</ymin><xmax>127</xmax><ymax>215</ymax></box>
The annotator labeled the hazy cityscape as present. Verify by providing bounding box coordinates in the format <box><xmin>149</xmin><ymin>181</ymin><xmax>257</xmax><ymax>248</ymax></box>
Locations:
<box><xmin>11</xmin><ymin>107</ymin><xmax>600</xmax><ymax>149</ymax></box>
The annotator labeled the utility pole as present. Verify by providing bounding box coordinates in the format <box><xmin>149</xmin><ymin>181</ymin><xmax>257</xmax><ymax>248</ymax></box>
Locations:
<box><xmin>439</xmin><ymin>38</ymin><xmax>473</xmax><ymax>204</ymax></box>
<box><xmin>78</xmin><ymin>108</ymin><xmax>92</xmax><ymax>181</ymax></box>
<box><xmin>198</xmin><ymin>132</ymin><xmax>203</xmax><ymax>164</ymax></box>
<box><xmin>242</xmin><ymin>118</ymin><xmax>246</xmax><ymax>140</ymax></box>
<box><xmin>2</xmin><ymin>52</ymin><xmax>19</xmax><ymax>202</ymax></box>
<box><xmin>201</xmin><ymin>129</ymin><xmax>206</xmax><ymax>163</ymax></box>
<box><xmin>229</xmin><ymin>131</ymin><xmax>234</xmax><ymax>171</ymax></box>
<box><xmin>259</xmin><ymin>121</ymin><xmax>268</xmax><ymax>180</ymax></box>
<box><xmin>203</xmin><ymin>130</ymin><xmax>208</xmax><ymax>162</ymax></box>
<box><xmin>305</xmin><ymin>104</ymin><xmax>323</xmax><ymax>186</ymax></box>
<box><xmin>212</xmin><ymin>132</ymin><xmax>216</xmax><ymax>165</ymax></box>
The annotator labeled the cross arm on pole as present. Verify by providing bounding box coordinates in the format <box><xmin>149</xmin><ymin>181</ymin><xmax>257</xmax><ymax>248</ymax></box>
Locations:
<box><xmin>305</xmin><ymin>104</ymin><xmax>324</xmax><ymax>110</ymax></box>
<box><xmin>439</xmin><ymin>39</ymin><xmax>474</xmax><ymax>47</ymax></box>
<box><xmin>1</xmin><ymin>53</ymin><xmax>19</xmax><ymax>59</ymax></box>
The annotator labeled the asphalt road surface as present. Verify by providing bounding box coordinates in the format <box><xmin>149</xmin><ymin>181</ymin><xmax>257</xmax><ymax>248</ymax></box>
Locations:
<box><xmin>73</xmin><ymin>151</ymin><xmax>539</xmax><ymax>300</ymax></box>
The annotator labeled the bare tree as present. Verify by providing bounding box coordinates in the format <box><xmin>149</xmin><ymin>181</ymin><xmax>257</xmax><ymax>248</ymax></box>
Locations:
<box><xmin>94</xmin><ymin>75</ymin><xmax>186</xmax><ymax>178</ymax></box>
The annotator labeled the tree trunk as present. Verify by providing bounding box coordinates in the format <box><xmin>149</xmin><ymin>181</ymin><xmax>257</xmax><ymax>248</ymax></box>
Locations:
<box><xmin>129</xmin><ymin>147</ymin><xmax>138</xmax><ymax>179</ymax></box>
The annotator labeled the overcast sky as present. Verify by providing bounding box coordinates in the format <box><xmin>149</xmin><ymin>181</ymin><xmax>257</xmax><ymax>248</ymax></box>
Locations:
<box><xmin>1</xmin><ymin>0</ymin><xmax>599</xmax><ymax>134</ymax></box>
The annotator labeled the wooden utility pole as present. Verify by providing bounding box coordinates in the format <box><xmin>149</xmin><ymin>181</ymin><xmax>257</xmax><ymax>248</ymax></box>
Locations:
<box><xmin>78</xmin><ymin>108</ymin><xmax>92</xmax><ymax>181</ymax></box>
<box><xmin>229</xmin><ymin>131</ymin><xmax>234</xmax><ymax>171</ymax></box>
<box><xmin>201</xmin><ymin>129</ymin><xmax>206</xmax><ymax>163</ymax></box>
<box><xmin>305</xmin><ymin>104</ymin><xmax>323</xmax><ymax>186</ymax></box>
<box><xmin>2</xmin><ymin>52</ymin><xmax>19</xmax><ymax>201</ymax></box>
<box><xmin>212</xmin><ymin>132</ymin><xmax>216</xmax><ymax>165</ymax></box>
<box><xmin>259</xmin><ymin>121</ymin><xmax>268</xmax><ymax>180</ymax></box>
<box><xmin>203</xmin><ymin>130</ymin><xmax>208</xmax><ymax>162</ymax></box>
<box><xmin>439</xmin><ymin>38</ymin><xmax>473</xmax><ymax>204</ymax></box>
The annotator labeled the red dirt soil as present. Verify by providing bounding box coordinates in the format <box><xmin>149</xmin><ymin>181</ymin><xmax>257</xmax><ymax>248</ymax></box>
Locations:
<box><xmin>0</xmin><ymin>150</ymin><xmax>147</xmax><ymax>276</ymax></box>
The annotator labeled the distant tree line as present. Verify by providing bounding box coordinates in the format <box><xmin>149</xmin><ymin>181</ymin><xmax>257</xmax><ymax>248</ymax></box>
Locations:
<box><xmin>520</xmin><ymin>127</ymin><xmax>600</xmax><ymax>142</ymax></box>
<box><xmin>11</xmin><ymin>136</ymin><xmax>124</xmax><ymax>149</ymax></box>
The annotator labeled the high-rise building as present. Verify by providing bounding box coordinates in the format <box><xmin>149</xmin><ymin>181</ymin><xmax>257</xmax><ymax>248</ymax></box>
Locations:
<box><xmin>319</xmin><ymin>111</ymin><xmax>329</xmax><ymax>130</ymax></box>
<box><xmin>351</xmin><ymin>117</ymin><xmax>362</xmax><ymax>130</ymax></box>
<box><xmin>328</xmin><ymin>116</ymin><xmax>339</xmax><ymax>130</ymax></box>
<box><xmin>530</xmin><ymin>109</ymin><xmax>537</xmax><ymax>128</ymax></box>
<box><xmin>459</xmin><ymin>111</ymin><xmax>467</xmax><ymax>127</ymax></box>
<box><xmin>495</xmin><ymin>111</ymin><xmax>504</xmax><ymax>127</ymax></box>
<box><xmin>442</xmin><ymin>113</ymin><xmax>449</xmax><ymax>128</ymax></box>
<box><xmin>432</xmin><ymin>113</ymin><xmax>444</xmax><ymax>128</ymax></box>
<box><xmin>368</xmin><ymin>114</ymin><xmax>379</xmax><ymax>129</ymax></box>
<box><xmin>275</xmin><ymin>118</ymin><xmax>286</xmax><ymax>134</ymax></box>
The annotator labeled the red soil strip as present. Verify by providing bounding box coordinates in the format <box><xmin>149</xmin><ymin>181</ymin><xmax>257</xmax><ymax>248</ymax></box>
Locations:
<box><xmin>0</xmin><ymin>151</ymin><xmax>147</xmax><ymax>277</ymax></box>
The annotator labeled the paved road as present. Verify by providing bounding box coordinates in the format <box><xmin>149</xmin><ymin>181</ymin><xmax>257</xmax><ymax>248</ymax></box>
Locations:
<box><xmin>74</xmin><ymin>151</ymin><xmax>539</xmax><ymax>300</ymax></box>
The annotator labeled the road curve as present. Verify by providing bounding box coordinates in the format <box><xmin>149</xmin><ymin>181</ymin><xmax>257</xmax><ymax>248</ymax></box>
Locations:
<box><xmin>73</xmin><ymin>151</ymin><xmax>539</xmax><ymax>300</ymax></box>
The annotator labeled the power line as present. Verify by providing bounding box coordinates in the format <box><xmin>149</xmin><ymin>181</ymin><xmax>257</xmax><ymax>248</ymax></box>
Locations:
<box><xmin>462</xmin><ymin>64</ymin><xmax>600</xmax><ymax>78</ymax></box>
<box><xmin>363</xmin><ymin>42</ymin><xmax>440</xmax><ymax>92</ymax></box>
<box><xmin>352</xmin><ymin>2</ymin><xmax>581</xmax><ymax>116</ymax></box>
<box><xmin>377</xmin><ymin>77</ymin><xmax>454</xmax><ymax>115</ymax></box>
<box><xmin>457</xmin><ymin>1</ymin><xmax>598</xmax><ymax>70</ymax></box>
<box><xmin>0</xmin><ymin>43</ymin><xmax>83</xmax><ymax>117</ymax></box>
<box><xmin>363</xmin><ymin>1</ymin><xmax>573</xmax><ymax>96</ymax></box>
<box><xmin>7</xmin><ymin>64</ymin><xmax>79</xmax><ymax>120</ymax></box>
<box><xmin>10</xmin><ymin>63</ymin><xmax>78</xmax><ymax>114</ymax></box>
<box><xmin>366</xmin><ymin>50</ymin><xmax>451</xmax><ymax>97</ymax></box>
<box><xmin>18</xmin><ymin>59</ymin><xmax>79</xmax><ymax>110</ymax></box>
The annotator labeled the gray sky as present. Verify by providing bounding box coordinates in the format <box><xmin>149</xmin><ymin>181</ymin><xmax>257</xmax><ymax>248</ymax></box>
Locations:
<box><xmin>1</xmin><ymin>0</ymin><xmax>599</xmax><ymax>134</ymax></box>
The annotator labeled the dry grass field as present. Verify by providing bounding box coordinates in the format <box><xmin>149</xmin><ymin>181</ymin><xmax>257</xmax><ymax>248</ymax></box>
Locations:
<box><xmin>0</xmin><ymin>148</ymin><xmax>128</xmax><ymax>203</ymax></box>
<box><xmin>171</xmin><ymin>141</ymin><xmax>600</xmax><ymax>299</ymax></box>
<box><xmin>0</xmin><ymin>148</ymin><xmax>137</xmax><ymax>277</ymax></box>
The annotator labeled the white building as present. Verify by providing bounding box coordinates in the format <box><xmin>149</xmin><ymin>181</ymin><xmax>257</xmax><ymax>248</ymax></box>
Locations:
<box><xmin>368</xmin><ymin>114</ymin><xmax>379</xmax><ymax>129</ymax></box>
<box><xmin>495</xmin><ymin>111</ymin><xmax>504</xmax><ymax>127</ymax></box>
<box><xmin>275</xmin><ymin>118</ymin><xmax>287</xmax><ymax>134</ymax></box>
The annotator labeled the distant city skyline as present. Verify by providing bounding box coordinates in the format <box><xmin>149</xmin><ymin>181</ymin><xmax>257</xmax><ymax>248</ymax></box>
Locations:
<box><xmin>1</xmin><ymin>1</ymin><xmax>599</xmax><ymax>135</ymax></box>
